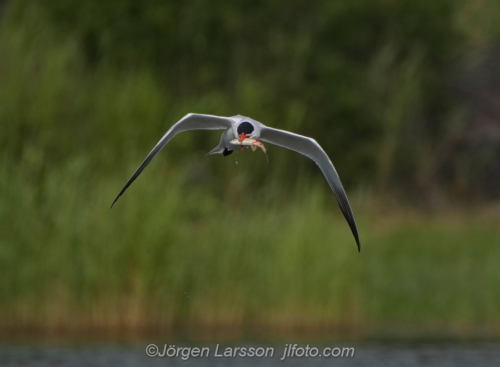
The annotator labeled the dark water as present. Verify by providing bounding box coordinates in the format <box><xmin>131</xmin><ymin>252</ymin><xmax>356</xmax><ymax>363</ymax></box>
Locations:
<box><xmin>1</xmin><ymin>342</ymin><xmax>500</xmax><ymax>366</ymax></box>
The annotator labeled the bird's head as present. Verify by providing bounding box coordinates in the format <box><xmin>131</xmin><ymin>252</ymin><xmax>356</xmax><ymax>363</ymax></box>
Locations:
<box><xmin>235</xmin><ymin>120</ymin><xmax>266</xmax><ymax>154</ymax></box>
<box><xmin>237</xmin><ymin>121</ymin><xmax>256</xmax><ymax>141</ymax></box>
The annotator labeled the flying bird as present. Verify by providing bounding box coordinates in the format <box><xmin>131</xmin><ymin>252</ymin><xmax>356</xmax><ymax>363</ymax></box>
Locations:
<box><xmin>111</xmin><ymin>113</ymin><xmax>361</xmax><ymax>251</ymax></box>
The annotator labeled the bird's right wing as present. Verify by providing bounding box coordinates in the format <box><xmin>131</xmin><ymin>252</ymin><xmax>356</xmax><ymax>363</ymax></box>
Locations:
<box><xmin>111</xmin><ymin>113</ymin><xmax>233</xmax><ymax>207</ymax></box>
<box><xmin>260</xmin><ymin>126</ymin><xmax>361</xmax><ymax>251</ymax></box>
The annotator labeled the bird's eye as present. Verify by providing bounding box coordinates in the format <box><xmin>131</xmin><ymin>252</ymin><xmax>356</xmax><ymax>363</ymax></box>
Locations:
<box><xmin>237</xmin><ymin>121</ymin><xmax>254</xmax><ymax>135</ymax></box>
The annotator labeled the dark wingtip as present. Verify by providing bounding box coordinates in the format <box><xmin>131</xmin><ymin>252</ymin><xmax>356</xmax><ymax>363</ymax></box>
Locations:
<box><xmin>336</xmin><ymin>195</ymin><xmax>361</xmax><ymax>252</ymax></box>
<box><xmin>351</xmin><ymin>224</ymin><xmax>361</xmax><ymax>252</ymax></box>
<box><xmin>110</xmin><ymin>177</ymin><xmax>136</xmax><ymax>209</ymax></box>
<box><xmin>343</xmin><ymin>216</ymin><xmax>361</xmax><ymax>252</ymax></box>
<box><xmin>110</xmin><ymin>194</ymin><xmax>121</xmax><ymax>209</ymax></box>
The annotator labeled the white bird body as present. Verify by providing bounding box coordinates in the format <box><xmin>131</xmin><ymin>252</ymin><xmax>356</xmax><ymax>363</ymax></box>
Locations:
<box><xmin>111</xmin><ymin>113</ymin><xmax>361</xmax><ymax>251</ymax></box>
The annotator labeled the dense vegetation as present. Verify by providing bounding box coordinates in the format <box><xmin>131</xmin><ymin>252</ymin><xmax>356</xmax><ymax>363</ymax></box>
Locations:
<box><xmin>3</xmin><ymin>0</ymin><xmax>500</xmax><ymax>199</ymax></box>
<box><xmin>1</xmin><ymin>0</ymin><xmax>500</xmax><ymax>338</ymax></box>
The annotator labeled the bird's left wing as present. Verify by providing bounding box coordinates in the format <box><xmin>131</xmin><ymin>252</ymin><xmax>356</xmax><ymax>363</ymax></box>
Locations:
<box><xmin>260</xmin><ymin>126</ymin><xmax>361</xmax><ymax>251</ymax></box>
<box><xmin>111</xmin><ymin>113</ymin><xmax>233</xmax><ymax>207</ymax></box>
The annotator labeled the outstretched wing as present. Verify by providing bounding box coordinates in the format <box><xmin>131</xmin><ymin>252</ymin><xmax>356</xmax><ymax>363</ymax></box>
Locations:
<box><xmin>260</xmin><ymin>126</ymin><xmax>361</xmax><ymax>251</ymax></box>
<box><xmin>111</xmin><ymin>113</ymin><xmax>233</xmax><ymax>207</ymax></box>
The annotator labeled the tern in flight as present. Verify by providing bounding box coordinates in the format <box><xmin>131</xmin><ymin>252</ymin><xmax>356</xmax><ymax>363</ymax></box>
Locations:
<box><xmin>111</xmin><ymin>113</ymin><xmax>361</xmax><ymax>251</ymax></box>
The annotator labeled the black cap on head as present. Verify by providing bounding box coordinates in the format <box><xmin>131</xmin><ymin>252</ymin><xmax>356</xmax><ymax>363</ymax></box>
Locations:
<box><xmin>237</xmin><ymin>121</ymin><xmax>254</xmax><ymax>135</ymax></box>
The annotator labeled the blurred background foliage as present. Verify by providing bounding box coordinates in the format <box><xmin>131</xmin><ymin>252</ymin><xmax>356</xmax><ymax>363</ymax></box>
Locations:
<box><xmin>1</xmin><ymin>0</ymin><xmax>500</xmax><ymax>338</ymax></box>
<box><xmin>2</xmin><ymin>0</ymin><xmax>499</xmax><ymax>201</ymax></box>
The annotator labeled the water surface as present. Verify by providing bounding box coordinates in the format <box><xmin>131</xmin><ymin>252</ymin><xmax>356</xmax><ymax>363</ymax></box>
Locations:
<box><xmin>2</xmin><ymin>342</ymin><xmax>500</xmax><ymax>366</ymax></box>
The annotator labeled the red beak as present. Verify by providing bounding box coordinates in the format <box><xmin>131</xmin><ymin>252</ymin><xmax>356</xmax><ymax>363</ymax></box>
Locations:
<box><xmin>238</xmin><ymin>133</ymin><xmax>248</xmax><ymax>142</ymax></box>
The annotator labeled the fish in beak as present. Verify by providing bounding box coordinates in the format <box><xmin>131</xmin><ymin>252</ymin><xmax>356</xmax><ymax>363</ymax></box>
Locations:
<box><xmin>231</xmin><ymin>136</ymin><xmax>267</xmax><ymax>154</ymax></box>
<box><xmin>238</xmin><ymin>133</ymin><xmax>248</xmax><ymax>143</ymax></box>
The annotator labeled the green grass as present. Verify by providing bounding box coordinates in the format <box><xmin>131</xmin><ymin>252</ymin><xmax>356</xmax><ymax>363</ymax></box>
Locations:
<box><xmin>2</xmin><ymin>0</ymin><xmax>500</xmax><ymax>340</ymax></box>
<box><xmin>1</xmin><ymin>160</ymin><xmax>500</xmax><ymax>339</ymax></box>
